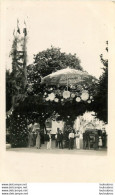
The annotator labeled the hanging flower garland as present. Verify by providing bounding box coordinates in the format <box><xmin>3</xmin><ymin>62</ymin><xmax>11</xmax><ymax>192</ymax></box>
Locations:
<box><xmin>81</xmin><ymin>90</ymin><xmax>89</xmax><ymax>101</ymax></box>
<box><xmin>76</xmin><ymin>97</ymin><xmax>81</xmax><ymax>102</ymax></box>
<box><xmin>48</xmin><ymin>93</ymin><xmax>55</xmax><ymax>101</ymax></box>
<box><xmin>44</xmin><ymin>85</ymin><xmax>94</xmax><ymax>104</ymax></box>
<box><xmin>63</xmin><ymin>91</ymin><xmax>70</xmax><ymax>99</ymax></box>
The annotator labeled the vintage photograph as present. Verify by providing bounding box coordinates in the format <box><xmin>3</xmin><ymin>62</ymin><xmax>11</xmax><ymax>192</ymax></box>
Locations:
<box><xmin>6</xmin><ymin>2</ymin><xmax>108</xmax><ymax>153</ymax></box>
<box><xmin>1</xmin><ymin>0</ymin><xmax>114</xmax><ymax>182</ymax></box>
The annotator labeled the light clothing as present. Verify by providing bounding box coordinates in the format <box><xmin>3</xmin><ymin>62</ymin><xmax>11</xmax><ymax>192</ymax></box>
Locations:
<box><xmin>69</xmin><ymin>133</ymin><xmax>74</xmax><ymax>139</ymax></box>
<box><xmin>99</xmin><ymin>136</ymin><xmax>102</xmax><ymax>147</ymax></box>
<box><xmin>28</xmin><ymin>132</ymin><xmax>33</xmax><ymax>147</ymax></box>
<box><xmin>36</xmin><ymin>133</ymin><xmax>40</xmax><ymax>149</ymax></box>
<box><xmin>75</xmin><ymin>132</ymin><xmax>80</xmax><ymax>149</ymax></box>
<box><xmin>76</xmin><ymin>138</ymin><xmax>80</xmax><ymax>149</ymax></box>
<box><xmin>47</xmin><ymin>134</ymin><xmax>51</xmax><ymax>149</ymax></box>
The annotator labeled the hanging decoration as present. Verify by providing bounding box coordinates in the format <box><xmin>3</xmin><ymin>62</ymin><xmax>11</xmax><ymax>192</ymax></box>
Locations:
<box><xmin>71</xmin><ymin>93</ymin><xmax>75</xmax><ymax>98</ymax></box>
<box><xmin>81</xmin><ymin>90</ymin><xmax>89</xmax><ymax>101</ymax></box>
<box><xmin>54</xmin><ymin>98</ymin><xmax>59</xmax><ymax>103</ymax></box>
<box><xmin>63</xmin><ymin>91</ymin><xmax>70</xmax><ymax>99</ymax></box>
<box><xmin>76</xmin><ymin>97</ymin><xmax>81</xmax><ymax>102</ymax></box>
<box><xmin>90</xmin><ymin>96</ymin><xmax>93</xmax><ymax>100</ymax></box>
<box><xmin>45</xmin><ymin>97</ymin><xmax>49</xmax><ymax>101</ymax></box>
<box><xmin>48</xmin><ymin>93</ymin><xmax>55</xmax><ymax>101</ymax></box>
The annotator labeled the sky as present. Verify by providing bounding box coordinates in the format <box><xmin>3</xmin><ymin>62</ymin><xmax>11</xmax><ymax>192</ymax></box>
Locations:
<box><xmin>2</xmin><ymin>1</ymin><xmax>113</xmax><ymax>79</ymax></box>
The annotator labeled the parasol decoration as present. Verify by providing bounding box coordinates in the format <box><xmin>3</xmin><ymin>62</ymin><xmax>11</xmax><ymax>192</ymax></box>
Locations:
<box><xmin>41</xmin><ymin>67</ymin><xmax>94</xmax><ymax>89</ymax></box>
<box><xmin>41</xmin><ymin>67</ymin><xmax>97</xmax><ymax>102</ymax></box>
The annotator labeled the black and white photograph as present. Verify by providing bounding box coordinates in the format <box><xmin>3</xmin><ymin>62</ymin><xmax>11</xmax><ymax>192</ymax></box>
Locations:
<box><xmin>0</xmin><ymin>0</ymin><xmax>115</xmax><ymax>182</ymax></box>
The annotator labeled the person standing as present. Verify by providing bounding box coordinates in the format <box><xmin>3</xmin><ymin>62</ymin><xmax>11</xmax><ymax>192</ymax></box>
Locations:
<box><xmin>94</xmin><ymin>131</ymin><xmax>99</xmax><ymax>150</ymax></box>
<box><xmin>83</xmin><ymin>132</ymin><xmax>87</xmax><ymax>149</ymax></box>
<box><xmin>47</xmin><ymin>131</ymin><xmax>52</xmax><ymax>149</ymax></box>
<box><xmin>59</xmin><ymin>130</ymin><xmax>63</xmax><ymax>149</ymax></box>
<box><xmin>75</xmin><ymin>130</ymin><xmax>80</xmax><ymax>149</ymax></box>
<box><xmin>102</xmin><ymin>129</ymin><xmax>107</xmax><ymax>148</ymax></box>
<box><xmin>56</xmin><ymin>129</ymin><xmax>63</xmax><ymax>149</ymax></box>
<box><xmin>36</xmin><ymin>130</ymin><xmax>41</xmax><ymax>149</ymax></box>
<box><xmin>68</xmin><ymin>130</ymin><xmax>75</xmax><ymax>149</ymax></box>
<box><xmin>28</xmin><ymin>131</ymin><xmax>34</xmax><ymax>147</ymax></box>
<box><xmin>98</xmin><ymin>136</ymin><xmax>102</xmax><ymax>149</ymax></box>
<box><xmin>55</xmin><ymin>132</ymin><xmax>58</xmax><ymax>147</ymax></box>
<box><xmin>33</xmin><ymin>130</ymin><xmax>37</xmax><ymax>146</ymax></box>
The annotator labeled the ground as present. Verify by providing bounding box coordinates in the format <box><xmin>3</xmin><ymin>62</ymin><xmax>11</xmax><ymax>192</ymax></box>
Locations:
<box><xmin>0</xmin><ymin>141</ymin><xmax>110</xmax><ymax>183</ymax></box>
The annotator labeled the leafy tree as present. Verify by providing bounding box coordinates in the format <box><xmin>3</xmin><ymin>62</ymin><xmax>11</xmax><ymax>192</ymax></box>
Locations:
<box><xmin>24</xmin><ymin>46</ymin><xmax>96</xmax><ymax>128</ymax></box>
<box><xmin>14</xmin><ymin>46</ymin><xmax>83</xmax><ymax>130</ymax></box>
<box><xmin>7</xmin><ymin>46</ymin><xmax>97</xmax><ymax>147</ymax></box>
<box><xmin>33</xmin><ymin>46</ymin><xmax>82</xmax><ymax>77</ymax></box>
<box><xmin>6</xmin><ymin>70</ymin><xmax>13</xmax><ymax>112</ymax></box>
<box><xmin>92</xmin><ymin>42</ymin><xmax>108</xmax><ymax>123</ymax></box>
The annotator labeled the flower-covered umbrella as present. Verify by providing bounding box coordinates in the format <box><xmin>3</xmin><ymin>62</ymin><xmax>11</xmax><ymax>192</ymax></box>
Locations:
<box><xmin>41</xmin><ymin>67</ymin><xmax>97</xmax><ymax>102</ymax></box>
<box><xmin>41</xmin><ymin>67</ymin><xmax>94</xmax><ymax>88</ymax></box>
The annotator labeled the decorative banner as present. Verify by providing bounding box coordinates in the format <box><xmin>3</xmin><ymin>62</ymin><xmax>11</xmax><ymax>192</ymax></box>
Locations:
<box><xmin>81</xmin><ymin>90</ymin><xmax>89</xmax><ymax>101</ymax></box>
<box><xmin>76</xmin><ymin>97</ymin><xmax>81</xmax><ymax>102</ymax></box>
<box><xmin>63</xmin><ymin>91</ymin><xmax>70</xmax><ymax>99</ymax></box>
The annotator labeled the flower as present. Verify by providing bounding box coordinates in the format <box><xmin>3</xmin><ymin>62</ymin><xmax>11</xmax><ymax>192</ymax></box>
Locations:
<box><xmin>81</xmin><ymin>91</ymin><xmax>89</xmax><ymax>101</ymax></box>
<box><xmin>54</xmin><ymin>98</ymin><xmax>59</xmax><ymax>103</ymax></box>
<box><xmin>48</xmin><ymin>93</ymin><xmax>55</xmax><ymax>101</ymax></box>
<box><xmin>76</xmin><ymin>97</ymin><xmax>81</xmax><ymax>102</ymax></box>
<box><xmin>63</xmin><ymin>91</ymin><xmax>70</xmax><ymax>99</ymax></box>
<box><xmin>71</xmin><ymin>93</ymin><xmax>75</xmax><ymax>98</ymax></box>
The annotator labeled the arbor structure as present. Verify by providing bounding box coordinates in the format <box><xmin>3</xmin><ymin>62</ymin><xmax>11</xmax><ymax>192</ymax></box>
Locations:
<box><xmin>24</xmin><ymin>47</ymin><xmax>97</xmax><ymax>130</ymax></box>
<box><xmin>15</xmin><ymin>47</ymin><xmax>83</xmax><ymax>130</ymax></box>
<box><xmin>6</xmin><ymin>35</ymin><xmax>98</xmax><ymax>147</ymax></box>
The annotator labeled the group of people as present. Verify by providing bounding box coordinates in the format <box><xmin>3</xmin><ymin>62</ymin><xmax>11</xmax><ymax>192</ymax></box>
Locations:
<box><xmin>55</xmin><ymin>128</ymin><xmax>80</xmax><ymax>149</ymax></box>
<box><xmin>83</xmin><ymin>129</ymin><xmax>107</xmax><ymax>150</ymax></box>
<box><xmin>28</xmin><ymin>127</ymin><xmax>107</xmax><ymax>150</ymax></box>
<box><xmin>28</xmin><ymin>129</ymin><xmax>52</xmax><ymax>149</ymax></box>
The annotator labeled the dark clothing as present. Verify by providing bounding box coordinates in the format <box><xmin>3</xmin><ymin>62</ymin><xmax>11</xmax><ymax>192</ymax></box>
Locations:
<box><xmin>57</xmin><ymin>133</ymin><xmax>63</xmax><ymax>141</ymax></box>
<box><xmin>102</xmin><ymin>133</ymin><xmax>107</xmax><ymax>148</ymax></box>
<box><xmin>94</xmin><ymin>134</ymin><xmax>99</xmax><ymax>150</ymax></box>
<box><xmin>57</xmin><ymin>133</ymin><xmax>63</xmax><ymax>149</ymax></box>
<box><xmin>69</xmin><ymin>138</ymin><xmax>74</xmax><ymax>149</ymax></box>
<box><xmin>57</xmin><ymin>141</ymin><xmax>63</xmax><ymax>149</ymax></box>
<box><xmin>33</xmin><ymin>133</ymin><xmax>37</xmax><ymax>146</ymax></box>
<box><xmin>45</xmin><ymin>134</ymin><xmax>50</xmax><ymax>142</ymax></box>
<box><xmin>83</xmin><ymin>133</ymin><xmax>87</xmax><ymax>149</ymax></box>
<box><xmin>40</xmin><ymin>133</ymin><xmax>45</xmax><ymax>144</ymax></box>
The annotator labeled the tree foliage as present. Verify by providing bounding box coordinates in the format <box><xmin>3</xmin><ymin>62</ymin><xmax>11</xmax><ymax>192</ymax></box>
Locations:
<box><xmin>92</xmin><ymin>42</ymin><xmax>108</xmax><ymax>123</ymax></box>
<box><xmin>6</xmin><ymin>46</ymin><xmax>97</xmax><ymax>147</ymax></box>
<box><xmin>33</xmin><ymin>46</ymin><xmax>82</xmax><ymax>77</ymax></box>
